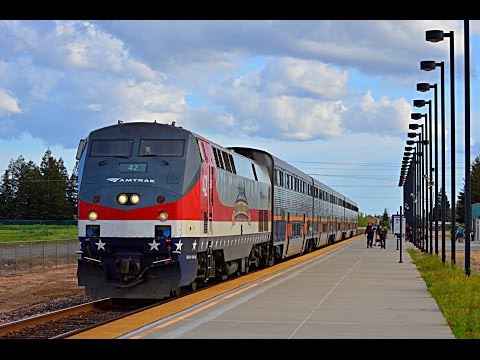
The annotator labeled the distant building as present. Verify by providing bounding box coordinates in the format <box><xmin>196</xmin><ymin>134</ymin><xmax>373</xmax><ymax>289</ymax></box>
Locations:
<box><xmin>366</xmin><ymin>215</ymin><xmax>380</xmax><ymax>225</ymax></box>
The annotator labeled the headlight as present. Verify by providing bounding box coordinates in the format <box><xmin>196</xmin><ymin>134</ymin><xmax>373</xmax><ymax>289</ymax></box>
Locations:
<box><xmin>88</xmin><ymin>211</ymin><xmax>98</xmax><ymax>221</ymax></box>
<box><xmin>158</xmin><ymin>211</ymin><xmax>168</xmax><ymax>222</ymax></box>
<box><xmin>117</xmin><ymin>194</ymin><xmax>128</xmax><ymax>205</ymax></box>
<box><xmin>130</xmin><ymin>194</ymin><xmax>141</xmax><ymax>204</ymax></box>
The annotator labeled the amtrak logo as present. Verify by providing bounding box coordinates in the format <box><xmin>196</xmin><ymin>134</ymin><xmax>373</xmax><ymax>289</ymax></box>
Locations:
<box><xmin>107</xmin><ymin>178</ymin><xmax>155</xmax><ymax>183</ymax></box>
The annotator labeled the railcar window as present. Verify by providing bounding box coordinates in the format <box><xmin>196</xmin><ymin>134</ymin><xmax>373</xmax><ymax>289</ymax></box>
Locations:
<box><xmin>214</xmin><ymin>148</ymin><xmax>225</xmax><ymax>169</ymax></box>
<box><xmin>140</xmin><ymin>139</ymin><xmax>184</xmax><ymax>157</ymax></box>
<box><xmin>223</xmin><ymin>151</ymin><xmax>233</xmax><ymax>172</ymax></box>
<box><xmin>197</xmin><ymin>140</ymin><xmax>206</xmax><ymax>162</ymax></box>
<box><xmin>212</xmin><ymin>148</ymin><xmax>221</xmax><ymax>168</ymax></box>
<box><xmin>89</xmin><ymin>140</ymin><xmax>133</xmax><ymax>157</ymax></box>
<box><xmin>251</xmin><ymin>163</ymin><xmax>258</xmax><ymax>181</ymax></box>
<box><xmin>228</xmin><ymin>154</ymin><xmax>237</xmax><ymax>174</ymax></box>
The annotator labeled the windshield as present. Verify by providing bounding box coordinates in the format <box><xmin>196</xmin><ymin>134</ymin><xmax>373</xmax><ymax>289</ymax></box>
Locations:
<box><xmin>140</xmin><ymin>139</ymin><xmax>184</xmax><ymax>157</ymax></box>
<box><xmin>89</xmin><ymin>140</ymin><xmax>133</xmax><ymax>157</ymax></box>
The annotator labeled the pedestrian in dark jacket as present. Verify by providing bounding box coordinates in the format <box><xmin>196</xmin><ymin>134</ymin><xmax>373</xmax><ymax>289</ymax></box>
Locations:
<box><xmin>380</xmin><ymin>226</ymin><xmax>388</xmax><ymax>249</ymax></box>
<box><xmin>365</xmin><ymin>223</ymin><xmax>374</xmax><ymax>248</ymax></box>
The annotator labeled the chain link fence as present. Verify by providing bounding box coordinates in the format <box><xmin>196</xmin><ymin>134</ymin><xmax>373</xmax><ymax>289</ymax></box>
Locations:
<box><xmin>0</xmin><ymin>220</ymin><xmax>77</xmax><ymax>226</ymax></box>
<box><xmin>0</xmin><ymin>239</ymin><xmax>80</xmax><ymax>276</ymax></box>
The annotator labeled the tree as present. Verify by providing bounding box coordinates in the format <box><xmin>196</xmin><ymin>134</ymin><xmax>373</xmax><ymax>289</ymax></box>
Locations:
<box><xmin>39</xmin><ymin>149</ymin><xmax>71</xmax><ymax>220</ymax></box>
<box><xmin>456</xmin><ymin>187</ymin><xmax>465</xmax><ymax>224</ymax></box>
<box><xmin>0</xmin><ymin>159</ymin><xmax>16</xmax><ymax>218</ymax></box>
<box><xmin>15</xmin><ymin>159</ymin><xmax>43</xmax><ymax>219</ymax></box>
<box><xmin>456</xmin><ymin>154</ymin><xmax>480</xmax><ymax>225</ymax></box>
<box><xmin>66</xmin><ymin>161</ymin><xmax>79</xmax><ymax>218</ymax></box>
<box><xmin>380</xmin><ymin>208</ymin><xmax>389</xmax><ymax>228</ymax></box>
<box><xmin>0</xmin><ymin>150</ymin><xmax>78</xmax><ymax>220</ymax></box>
<box><xmin>432</xmin><ymin>188</ymin><xmax>451</xmax><ymax>222</ymax></box>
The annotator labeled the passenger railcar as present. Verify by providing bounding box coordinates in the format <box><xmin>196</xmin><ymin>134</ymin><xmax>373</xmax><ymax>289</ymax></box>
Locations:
<box><xmin>229</xmin><ymin>148</ymin><xmax>358</xmax><ymax>261</ymax></box>
<box><xmin>75</xmin><ymin>121</ymin><xmax>358</xmax><ymax>299</ymax></box>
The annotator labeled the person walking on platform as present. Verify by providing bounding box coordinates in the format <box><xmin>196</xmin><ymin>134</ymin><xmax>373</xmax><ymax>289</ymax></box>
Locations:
<box><xmin>365</xmin><ymin>223</ymin><xmax>374</xmax><ymax>248</ymax></box>
<box><xmin>455</xmin><ymin>224</ymin><xmax>465</xmax><ymax>243</ymax></box>
<box><xmin>375</xmin><ymin>224</ymin><xmax>381</xmax><ymax>246</ymax></box>
<box><xmin>380</xmin><ymin>225</ymin><xmax>388</xmax><ymax>249</ymax></box>
<box><xmin>406</xmin><ymin>223</ymin><xmax>412</xmax><ymax>242</ymax></box>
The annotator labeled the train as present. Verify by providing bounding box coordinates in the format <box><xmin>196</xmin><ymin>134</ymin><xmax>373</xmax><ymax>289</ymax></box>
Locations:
<box><xmin>75</xmin><ymin>121</ymin><xmax>359</xmax><ymax>299</ymax></box>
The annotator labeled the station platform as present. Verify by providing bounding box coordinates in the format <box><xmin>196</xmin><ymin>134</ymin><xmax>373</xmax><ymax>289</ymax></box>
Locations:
<box><xmin>107</xmin><ymin>234</ymin><xmax>455</xmax><ymax>339</ymax></box>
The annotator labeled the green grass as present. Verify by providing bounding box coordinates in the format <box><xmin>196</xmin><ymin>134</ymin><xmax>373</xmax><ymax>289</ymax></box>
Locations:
<box><xmin>0</xmin><ymin>225</ymin><xmax>78</xmax><ymax>242</ymax></box>
<box><xmin>408</xmin><ymin>248</ymin><xmax>480</xmax><ymax>339</ymax></box>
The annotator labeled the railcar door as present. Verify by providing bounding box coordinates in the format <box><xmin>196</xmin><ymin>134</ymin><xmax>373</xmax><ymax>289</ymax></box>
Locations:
<box><xmin>197</xmin><ymin>139</ymin><xmax>213</xmax><ymax>235</ymax></box>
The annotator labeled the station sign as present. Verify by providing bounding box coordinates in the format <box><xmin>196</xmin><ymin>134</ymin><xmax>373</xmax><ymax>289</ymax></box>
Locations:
<box><xmin>391</xmin><ymin>214</ymin><xmax>406</xmax><ymax>235</ymax></box>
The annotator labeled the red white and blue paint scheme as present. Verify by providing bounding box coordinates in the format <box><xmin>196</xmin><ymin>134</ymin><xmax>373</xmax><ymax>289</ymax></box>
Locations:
<box><xmin>76</xmin><ymin>121</ymin><xmax>358</xmax><ymax>299</ymax></box>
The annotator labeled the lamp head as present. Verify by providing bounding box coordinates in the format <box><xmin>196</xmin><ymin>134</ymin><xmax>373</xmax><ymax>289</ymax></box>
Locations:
<box><xmin>411</xmin><ymin>113</ymin><xmax>424</xmax><ymax>120</ymax></box>
<box><xmin>407</xmin><ymin>132</ymin><xmax>418</xmax><ymax>138</ymax></box>
<box><xmin>413</xmin><ymin>100</ymin><xmax>425</xmax><ymax>108</ymax></box>
<box><xmin>426</xmin><ymin>30</ymin><xmax>445</xmax><ymax>42</ymax></box>
<box><xmin>421</xmin><ymin>60</ymin><xmax>436</xmax><ymax>71</ymax></box>
<box><xmin>417</xmin><ymin>83</ymin><xmax>431</xmax><ymax>92</ymax></box>
<box><xmin>406</xmin><ymin>140</ymin><xmax>415</xmax><ymax>145</ymax></box>
<box><xmin>409</xmin><ymin>124</ymin><xmax>420</xmax><ymax>130</ymax></box>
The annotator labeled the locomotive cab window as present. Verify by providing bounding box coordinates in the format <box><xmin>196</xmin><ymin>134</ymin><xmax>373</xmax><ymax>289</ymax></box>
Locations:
<box><xmin>89</xmin><ymin>140</ymin><xmax>133</xmax><ymax>157</ymax></box>
<box><xmin>140</xmin><ymin>139</ymin><xmax>185</xmax><ymax>157</ymax></box>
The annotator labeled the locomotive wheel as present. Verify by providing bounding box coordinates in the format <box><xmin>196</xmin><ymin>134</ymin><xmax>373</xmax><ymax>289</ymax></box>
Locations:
<box><xmin>189</xmin><ymin>281</ymin><xmax>197</xmax><ymax>292</ymax></box>
<box><xmin>244</xmin><ymin>258</ymin><xmax>250</xmax><ymax>274</ymax></box>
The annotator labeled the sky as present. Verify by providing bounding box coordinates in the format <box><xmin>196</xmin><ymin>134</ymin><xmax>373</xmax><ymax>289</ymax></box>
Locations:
<box><xmin>1</xmin><ymin>19</ymin><xmax>479</xmax><ymax>217</ymax></box>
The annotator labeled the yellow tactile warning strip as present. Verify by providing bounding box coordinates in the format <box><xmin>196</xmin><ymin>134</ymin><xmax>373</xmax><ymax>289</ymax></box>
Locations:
<box><xmin>68</xmin><ymin>235</ymin><xmax>361</xmax><ymax>339</ymax></box>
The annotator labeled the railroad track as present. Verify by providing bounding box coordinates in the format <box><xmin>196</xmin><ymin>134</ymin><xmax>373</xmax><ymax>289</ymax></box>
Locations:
<box><xmin>0</xmin><ymin>272</ymin><xmax>236</xmax><ymax>339</ymax></box>
<box><xmin>0</xmin><ymin>298</ymin><xmax>161</xmax><ymax>339</ymax></box>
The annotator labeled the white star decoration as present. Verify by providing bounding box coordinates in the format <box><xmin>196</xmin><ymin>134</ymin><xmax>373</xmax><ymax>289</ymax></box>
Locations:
<box><xmin>96</xmin><ymin>239</ymin><xmax>106</xmax><ymax>250</ymax></box>
<box><xmin>192</xmin><ymin>240</ymin><xmax>197</xmax><ymax>251</ymax></box>
<box><xmin>173</xmin><ymin>239</ymin><xmax>183</xmax><ymax>253</ymax></box>
<box><xmin>148</xmin><ymin>239</ymin><xmax>160</xmax><ymax>251</ymax></box>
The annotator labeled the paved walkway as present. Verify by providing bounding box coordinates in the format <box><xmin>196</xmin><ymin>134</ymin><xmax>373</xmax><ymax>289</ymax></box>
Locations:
<box><xmin>116</xmin><ymin>234</ymin><xmax>455</xmax><ymax>339</ymax></box>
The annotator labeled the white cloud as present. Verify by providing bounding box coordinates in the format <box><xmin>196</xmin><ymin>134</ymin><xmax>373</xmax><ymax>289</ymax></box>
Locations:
<box><xmin>0</xmin><ymin>89</ymin><xmax>21</xmax><ymax>116</ymax></box>
<box><xmin>343</xmin><ymin>91</ymin><xmax>412</xmax><ymax>136</ymax></box>
<box><xmin>82</xmin><ymin>103</ymin><xmax>102</xmax><ymax>112</ymax></box>
<box><xmin>260</xmin><ymin>57</ymin><xmax>348</xmax><ymax>99</ymax></box>
<box><xmin>262</xmin><ymin>97</ymin><xmax>346</xmax><ymax>139</ymax></box>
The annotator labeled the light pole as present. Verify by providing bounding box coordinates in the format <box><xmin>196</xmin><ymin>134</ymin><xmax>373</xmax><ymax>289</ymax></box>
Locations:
<box><xmin>413</xmin><ymin>103</ymin><xmax>433</xmax><ymax>254</ymax></box>
<box><xmin>419</xmin><ymin>61</ymin><xmax>446</xmax><ymax>264</ymax></box>
<box><xmin>464</xmin><ymin>20</ymin><xmax>471</xmax><ymax>276</ymax></box>
<box><xmin>401</xmin><ymin>150</ymin><xmax>413</xmax><ymax>231</ymax></box>
<box><xmin>417</xmin><ymin>83</ymin><xmax>439</xmax><ymax>255</ymax></box>
<box><xmin>426</xmin><ymin>30</ymin><xmax>456</xmax><ymax>264</ymax></box>
<box><xmin>407</xmin><ymin>139</ymin><xmax>418</xmax><ymax>242</ymax></box>
<box><xmin>411</xmin><ymin>113</ymin><xmax>429</xmax><ymax>253</ymax></box>
<box><xmin>409</xmin><ymin>123</ymin><xmax>426</xmax><ymax>252</ymax></box>
<box><xmin>408</xmin><ymin>132</ymin><xmax>421</xmax><ymax>248</ymax></box>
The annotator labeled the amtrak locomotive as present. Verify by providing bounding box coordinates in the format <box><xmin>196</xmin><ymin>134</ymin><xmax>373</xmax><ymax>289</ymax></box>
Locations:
<box><xmin>76</xmin><ymin>121</ymin><xmax>358</xmax><ymax>299</ymax></box>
